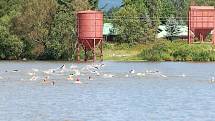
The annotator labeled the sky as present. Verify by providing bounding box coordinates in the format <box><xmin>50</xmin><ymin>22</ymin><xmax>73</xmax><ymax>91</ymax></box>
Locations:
<box><xmin>99</xmin><ymin>0</ymin><xmax>122</xmax><ymax>10</ymax></box>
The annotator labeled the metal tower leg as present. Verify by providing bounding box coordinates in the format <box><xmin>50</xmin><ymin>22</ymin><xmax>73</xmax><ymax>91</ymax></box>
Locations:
<box><xmin>188</xmin><ymin>30</ymin><xmax>192</xmax><ymax>44</ymax></box>
<box><xmin>200</xmin><ymin>33</ymin><xmax>203</xmax><ymax>43</ymax></box>
<box><xmin>100</xmin><ymin>40</ymin><xmax>103</xmax><ymax>61</ymax></box>
<box><xmin>188</xmin><ymin>11</ymin><xmax>191</xmax><ymax>44</ymax></box>
<box><xmin>84</xmin><ymin>47</ymin><xmax>87</xmax><ymax>61</ymax></box>
<box><xmin>93</xmin><ymin>39</ymin><xmax>96</xmax><ymax>62</ymax></box>
<box><xmin>77</xmin><ymin>43</ymin><xmax>80</xmax><ymax>62</ymax></box>
<box><xmin>213</xmin><ymin>29</ymin><xmax>215</xmax><ymax>45</ymax></box>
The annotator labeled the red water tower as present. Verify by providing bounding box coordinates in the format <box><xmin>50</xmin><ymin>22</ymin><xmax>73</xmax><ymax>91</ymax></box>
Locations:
<box><xmin>188</xmin><ymin>6</ymin><xmax>215</xmax><ymax>44</ymax></box>
<box><xmin>76</xmin><ymin>10</ymin><xmax>103</xmax><ymax>62</ymax></box>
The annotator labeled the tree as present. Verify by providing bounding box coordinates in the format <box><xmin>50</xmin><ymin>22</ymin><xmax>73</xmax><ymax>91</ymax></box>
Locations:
<box><xmin>0</xmin><ymin>0</ymin><xmax>22</xmax><ymax>17</ymax></box>
<box><xmin>160</xmin><ymin>0</ymin><xmax>176</xmax><ymax>24</ymax></box>
<box><xmin>112</xmin><ymin>0</ymin><xmax>161</xmax><ymax>43</ymax></box>
<box><xmin>165</xmin><ymin>16</ymin><xmax>181</xmax><ymax>41</ymax></box>
<box><xmin>43</xmin><ymin>0</ymin><xmax>91</xmax><ymax>60</ymax></box>
<box><xmin>10</xmin><ymin>0</ymin><xmax>57</xmax><ymax>59</ymax></box>
<box><xmin>0</xmin><ymin>0</ymin><xmax>23</xmax><ymax>60</ymax></box>
<box><xmin>113</xmin><ymin>4</ymin><xmax>146</xmax><ymax>43</ymax></box>
<box><xmin>88</xmin><ymin>0</ymin><xmax>99</xmax><ymax>10</ymax></box>
<box><xmin>144</xmin><ymin>0</ymin><xmax>162</xmax><ymax>41</ymax></box>
<box><xmin>0</xmin><ymin>15</ymin><xmax>23</xmax><ymax>60</ymax></box>
<box><xmin>44</xmin><ymin>5</ymin><xmax>76</xmax><ymax>60</ymax></box>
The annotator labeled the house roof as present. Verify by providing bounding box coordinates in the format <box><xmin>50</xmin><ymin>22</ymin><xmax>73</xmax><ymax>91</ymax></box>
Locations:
<box><xmin>103</xmin><ymin>23</ymin><xmax>117</xmax><ymax>35</ymax></box>
<box><xmin>157</xmin><ymin>25</ymin><xmax>195</xmax><ymax>38</ymax></box>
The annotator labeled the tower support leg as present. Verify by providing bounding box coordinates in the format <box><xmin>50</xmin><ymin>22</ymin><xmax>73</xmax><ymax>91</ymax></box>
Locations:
<box><xmin>213</xmin><ymin>29</ymin><xmax>215</xmax><ymax>45</ymax></box>
<box><xmin>200</xmin><ymin>33</ymin><xmax>203</xmax><ymax>43</ymax></box>
<box><xmin>188</xmin><ymin>11</ymin><xmax>191</xmax><ymax>44</ymax></box>
<box><xmin>100</xmin><ymin>40</ymin><xmax>103</xmax><ymax>61</ymax></box>
<box><xmin>93</xmin><ymin>39</ymin><xmax>96</xmax><ymax>62</ymax></box>
<box><xmin>188</xmin><ymin>30</ymin><xmax>192</xmax><ymax>44</ymax></box>
<box><xmin>84</xmin><ymin>47</ymin><xmax>88</xmax><ymax>61</ymax></box>
<box><xmin>77</xmin><ymin>42</ymin><xmax>80</xmax><ymax>62</ymax></box>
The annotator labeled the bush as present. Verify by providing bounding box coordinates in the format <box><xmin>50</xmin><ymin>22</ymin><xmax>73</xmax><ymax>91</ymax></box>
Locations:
<box><xmin>0</xmin><ymin>25</ymin><xmax>23</xmax><ymax>60</ymax></box>
<box><xmin>140</xmin><ymin>40</ymin><xmax>215</xmax><ymax>61</ymax></box>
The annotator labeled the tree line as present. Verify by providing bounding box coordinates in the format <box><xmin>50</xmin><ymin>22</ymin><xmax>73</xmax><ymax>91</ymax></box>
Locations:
<box><xmin>106</xmin><ymin>0</ymin><xmax>215</xmax><ymax>43</ymax></box>
<box><xmin>0</xmin><ymin>0</ymin><xmax>214</xmax><ymax>60</ymax></box>
<box><xmin>0</xmin><ymin>0</ymin><xmax>98</xmax><ymax>60</ymax></box>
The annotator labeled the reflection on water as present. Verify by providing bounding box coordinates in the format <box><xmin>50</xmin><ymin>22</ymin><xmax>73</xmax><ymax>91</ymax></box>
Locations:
<box><xmin>0</xmin><ymin>61</ymin><xmax>215</xmax><ymax>121</ymax></box>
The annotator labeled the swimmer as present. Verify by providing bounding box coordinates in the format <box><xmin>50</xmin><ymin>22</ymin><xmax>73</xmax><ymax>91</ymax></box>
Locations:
<box><xmin>42</xmin><ymin>76</ymin><xmax>50</xmax><ymax>83</ymax></box>
<box><xmin>59</xmin><ymin>64</ymin><xmax>66</xmax><ymax>70</ymax></box>
<box><xmin>91</xmin><ymin>70</ymin><xmax>100</xmax><ymax>76</ymax></box>
<box><xmin>67</xmin><ymin>74</ymin><xmax>74</xmax><ymax>80</ymax></box>
<box><xmin>89</xmin><ymin>76</ymin><xmax>93</xmax><ymax>80</ymax></box>
<box><xmin>30</xmin><ymin>75</ymin><xmax>38</xmax><ymax>81</ymax></box>
<box><xmin>129</xmin><ymin>69</ymin><xmax>135</xmax><ymax>74</ymax></box>
<box><xmin>52</xmin><ymin>81</ymin><xmax>55</xmax><ymax>86</ymax></box>
<box><xmin>74</xmin><ymin>78</ymin><xmax>82</xmax><ymax>84</ymax></box>
<box><xmin>42</xmin><ymin>76</ymin><xmax>55</xmax><ymax>85</ymax></box>
<box><xmin>12</xmin><ymin>70</ymin><xmax>19</xmax><ymax>72</ymax></box>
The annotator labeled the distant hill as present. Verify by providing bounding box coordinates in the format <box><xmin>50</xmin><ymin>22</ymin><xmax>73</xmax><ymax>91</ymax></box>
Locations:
<box><xmin>99</xmin><ymin>0</ymin><xmax>122</xmax><ymax>10</ymax></box>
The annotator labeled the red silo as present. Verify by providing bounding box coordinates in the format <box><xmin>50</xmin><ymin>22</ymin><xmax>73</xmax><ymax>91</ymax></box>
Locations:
<box><xmin>188</xmin><ymin>6</ymin><xmax>215</xmax><ymax>44</ymax></box>
<box><xmin>77</xmin><ymin>10</ymin><xmax>103</xmax><ymax>62</ymax></box>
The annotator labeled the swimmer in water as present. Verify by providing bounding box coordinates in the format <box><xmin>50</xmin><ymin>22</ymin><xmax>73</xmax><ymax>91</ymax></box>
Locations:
<box><xmin>42</xmin><ymin>76</ymin><xmax>55</xmax><ymax>85</ymax></box>
<box><xmin>67</xmin><ymin>74</ymin><xmax>74</xmax><ymax>80</ymax></box>
<box><xmin>30</xmin><ymin>72</ymin><xmax>38</xmax><ymax>81</ymax></box>
<box><xmin>60</xmin><ymin>64</ymin><xmax>65</xmax><ymax>69</ymax></box>
<box><xmin>129</xmin><ymin>69</ymin><xmax>135</xmax><ymax>74</ymax></box>
<box><xmin>52</xmin><ymin>81</ymin><xmax>55</xmax><ymax>86</ymax></box>
<box><xmin>89</xmin><ymin>76</ymin><xmax>93</xmax><ymax>80</ymax></box>
<box><xmin>42</xmin><ymin>76</ymin><xmax>49</xmax><ymax>83</ymax></box>
<box><xmin>74</xmin><ymin>78</ymin><xmax>82</xmax><ymax>84</ymax></box>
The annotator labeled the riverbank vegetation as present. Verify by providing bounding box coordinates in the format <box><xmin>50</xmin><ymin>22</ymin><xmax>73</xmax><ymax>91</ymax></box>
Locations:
<box><xmin>103</xmin><ymin>41</ymin><xmax>215</xmax><ymax>62</ymax></box>
<box><xmin>139</xmin><ymin>41</ymin><xmax>215</xmax><ymax>61</ymax></box>
<box><xmin>0</xmin><ymin>0</ymin><xmax>215</xmax><ymax>61</ymax></box>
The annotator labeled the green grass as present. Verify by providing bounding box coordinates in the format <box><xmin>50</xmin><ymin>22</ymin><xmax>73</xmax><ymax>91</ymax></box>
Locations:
<box><xmin>103</xmin><ymin>42</ymin><xmax>147</xmax><ymax>61</ymax></box>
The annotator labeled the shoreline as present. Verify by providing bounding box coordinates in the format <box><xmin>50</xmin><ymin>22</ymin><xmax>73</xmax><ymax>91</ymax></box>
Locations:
<box><xmin>0</xmin><ymin>59</ymin><xmax>215</xmax><ymax>63</ymax></box>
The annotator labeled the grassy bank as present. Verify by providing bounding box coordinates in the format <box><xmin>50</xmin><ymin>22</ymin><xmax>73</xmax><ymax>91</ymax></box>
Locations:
<box><xmin>103</xmin><ymin>42</ymin><xmax>145</xmax><ymax>61</ymax></box>
<box><xmin>103</xmin><ymin>41</ymin><xmax>215</xmax><ymax>62</ymax></box>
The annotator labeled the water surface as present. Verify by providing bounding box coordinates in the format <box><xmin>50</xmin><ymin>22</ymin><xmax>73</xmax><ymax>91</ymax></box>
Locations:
<box><xmin>0</xmin><ymin>61</ymin><xmax>215</xmax><ymax>121</ymax></box>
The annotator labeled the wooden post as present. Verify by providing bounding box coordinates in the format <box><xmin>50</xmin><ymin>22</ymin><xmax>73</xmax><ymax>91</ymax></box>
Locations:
<box><xmin>188</xmin><ymin>10</ymin><xmax>191</xmax><ymax>44</ymax></box>
<box><xmin>84</xmin><ymin>47</ymin><xmax>87</xmax><ymax>61</ymax></box>
<box><xmin>93</xmin><ymin>39</ymin><xmax>96</xmax><ymax>62</ymax></box>
<box><xmin>100</xmin><ymin>39</ymin><xmax>103</xmax><ymax>61</ymax></box>
<box><xmin>77</xmin><ymin>42</ymin><xmax>80</xmax><ymax>62</ymax></box>
<box><xmin>213</xmin><ymin>13</ymin><xmax>215</xmax><ymax>45</ymax></box>
<box><xmin>213</xmin><ymin>29</ymin><xmax>215</xmax><ymax>45</ymax></box>
<box><xmin>200</xmin><ymin>33</ymin><xmax>203</xmax><ymax>43</ymax></box>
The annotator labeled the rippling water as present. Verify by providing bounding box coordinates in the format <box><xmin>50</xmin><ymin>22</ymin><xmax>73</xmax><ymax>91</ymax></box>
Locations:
<box><xmin>0</xmin><ymin>61</ymin><xmax>215</xmax><ymax>121</ymax></box>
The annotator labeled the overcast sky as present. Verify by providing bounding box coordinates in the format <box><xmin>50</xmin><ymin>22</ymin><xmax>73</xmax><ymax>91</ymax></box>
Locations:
<box><xmin>99</xmin><ymin>0</ymin><xmax>122</xmax><ymax>10</ymax></box>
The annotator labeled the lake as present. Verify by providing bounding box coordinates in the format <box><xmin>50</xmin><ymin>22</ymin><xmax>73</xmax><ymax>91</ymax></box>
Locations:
<box><xmin>0</xmin><ymin>61</ymin><xmax>215</xmax><ymax>121</ymax></box>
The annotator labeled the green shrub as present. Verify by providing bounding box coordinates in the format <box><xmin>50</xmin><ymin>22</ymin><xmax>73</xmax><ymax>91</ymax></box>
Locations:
<box><xmin>140</xmin><ymin>40</ymin><xmax>215</xmax><ymax>61</ymax></box>
<box><xmin>0</xmin><ymin>26</ymin><xmax>23</xmax><ymax>60</ymax></box>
